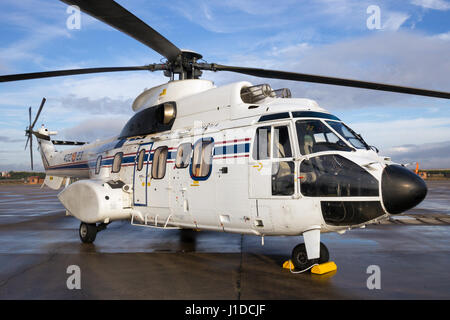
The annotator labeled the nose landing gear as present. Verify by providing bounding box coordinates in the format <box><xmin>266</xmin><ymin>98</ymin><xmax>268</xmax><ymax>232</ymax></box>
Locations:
<box><xmin>291</xmin><ymin>242</ymin><xmax>329</xmax><ymax>271</ymax></box>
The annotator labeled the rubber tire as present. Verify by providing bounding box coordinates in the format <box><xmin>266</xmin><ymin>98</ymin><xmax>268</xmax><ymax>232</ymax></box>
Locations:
<box><xmin>318</xmin><ymin>242</ymin><xmax>330</xmax><ymax>264</ymax></box>
<box><xmin>291</xmin><ymin>242</ymin><xmax>329</xmax><ymax>270</ymax></box>
<box><xmin>79</xmin><ymin>222</ymin><xmax>97</xmax><ymax>243</ymax></box>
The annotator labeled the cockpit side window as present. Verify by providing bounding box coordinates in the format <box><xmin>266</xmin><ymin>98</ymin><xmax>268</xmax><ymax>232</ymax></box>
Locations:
<box><xmin>252</xmin><ymin>124</ymin><xmax>294</xmax><ymax>196</ymax></box>
<box><xmin>296</xmin><ymin>120</ymin><xmax>351</xmax><ymax>155</ymax></box>
<box><xmin>273</xmin><ymin>126</ymin><xmax>292</xmax><ymax>158</ymax></box>
<box><xmin>252</xmin><ymin>126</ymin><xmax>271</xmax><ymax>160</ymax></box>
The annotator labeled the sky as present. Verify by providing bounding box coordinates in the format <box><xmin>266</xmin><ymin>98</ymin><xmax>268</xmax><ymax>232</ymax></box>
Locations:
<box><xmin>0</xmin><ymin>0</ymin><xmax>449</xmax><ymax>171</ymax></box>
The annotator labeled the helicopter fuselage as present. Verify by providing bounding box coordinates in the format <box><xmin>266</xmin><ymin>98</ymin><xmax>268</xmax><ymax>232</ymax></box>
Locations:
<box><xmin>36</xmin><ymin>79</ymin><xmax>427</xmax><ymax>243</ymax></box>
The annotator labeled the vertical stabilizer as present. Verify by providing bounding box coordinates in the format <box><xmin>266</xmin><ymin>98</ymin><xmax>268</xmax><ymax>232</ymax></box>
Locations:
<box><xmin>35</xmin><ymin>125</ymin><xmax>58</xmax><ymax>170</ymax></box>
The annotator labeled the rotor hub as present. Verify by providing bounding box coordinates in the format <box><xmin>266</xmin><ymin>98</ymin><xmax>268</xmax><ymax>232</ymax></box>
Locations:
<box><xmin>167</xmin><ymin>49</ymin><xmax>204</xmax><ymax>80</ymax></box>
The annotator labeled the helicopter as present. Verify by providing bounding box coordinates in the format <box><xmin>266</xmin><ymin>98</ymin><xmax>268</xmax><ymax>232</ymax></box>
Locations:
<box><xmin>2</xmin><ymin>0</ymin><xmax>449</xmax><ymax>271</ymax></box>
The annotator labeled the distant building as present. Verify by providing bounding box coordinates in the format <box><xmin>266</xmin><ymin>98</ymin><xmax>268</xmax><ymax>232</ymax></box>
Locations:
<box><xmin>1</xmin><ymin>171</ymin><xmax>11</xmax><ymax>178</ymax></box>
<box><xmin>418</xmin><ymin>169</ymin><xmax>450</xmax><ymax>180</ymax></box>
<box><xmin>27</xmin><ymin>176</ymin><xmax>45</xmax><ymax>184</ymax></box>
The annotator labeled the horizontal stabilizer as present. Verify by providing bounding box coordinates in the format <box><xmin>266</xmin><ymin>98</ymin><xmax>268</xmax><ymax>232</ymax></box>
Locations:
<box><xmin>51</xmin><ymin>140</ymin><xmax>87</xmax><ymax>146</ymax></box>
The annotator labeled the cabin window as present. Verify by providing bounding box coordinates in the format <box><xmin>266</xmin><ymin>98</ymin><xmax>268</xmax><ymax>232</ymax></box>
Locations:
<box><xmin>112</xmin><ymin>152</ymin><xmax>123</xmax><ymax>173</ymax></box>
<box><xmin>192</xmin><ymin>138</ymin><xmax>214</xmax><ymax>179</ymax></box>
<box><xmin>176</xmin><ymin>143</ymin><xmax>192</xmax><ymax>168</ymax></box>
<box><xmin>136</xmin><ymin>149</ymin><xmax>146</xmax><ymax>171</ymax></box>
<box><xmin>152</xmin><ymin>146</ymin><xmax>168</xmax><ymax>179</ymax></box>
<box><xmin>252</xmin><ymin>126</ymin><xmax>271</xmax><ymax>160</ymax></box>
<box><xmin>95</xmin><ymin>155</ymin><xmax>102</xmax><ymax>175</ymax></box>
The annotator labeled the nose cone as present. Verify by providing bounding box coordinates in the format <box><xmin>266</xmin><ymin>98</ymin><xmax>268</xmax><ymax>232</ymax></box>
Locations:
<box><xmin>382</xmin><ymin>165</ymin><xmax>427</xmax><ymax>214</ymax></box>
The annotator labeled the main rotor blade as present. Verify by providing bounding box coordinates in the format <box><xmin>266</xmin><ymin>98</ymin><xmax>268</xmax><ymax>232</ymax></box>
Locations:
<box><xmin>210</xmin><ymin>64</ymin><xmax>450</xmax><ymax>100</ymax></box>
<box><xmin>0</xmin><ymin>65</ymin><xmax>158</xmax><ymax>83</ymax></box>
<box><xmin>61</xmin><ymin>0</ymin><xmax>181</xmax><ymax>62</ymax></box>
<box><xmin>30</xmin><ymin>98</ymin><xmax>46</xmax><ymax>130</ymax></box>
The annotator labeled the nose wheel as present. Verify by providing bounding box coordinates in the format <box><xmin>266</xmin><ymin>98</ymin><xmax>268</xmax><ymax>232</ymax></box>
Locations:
<box><xmin>291</xmin><ymin>242</ymin><xmax>329</xmax><ymax>270</ymax></box>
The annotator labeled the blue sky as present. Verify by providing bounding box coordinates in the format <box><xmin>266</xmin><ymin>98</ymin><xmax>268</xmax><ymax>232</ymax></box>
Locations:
<box><xmin>0</xmin><ymin>0</ymin><xmax>449</xmax><ymax>171</ymax></box>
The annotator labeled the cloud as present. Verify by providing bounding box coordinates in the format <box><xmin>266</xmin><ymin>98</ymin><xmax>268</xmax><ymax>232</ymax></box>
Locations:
<box><xmin>212</xmin><ymin>31</ymin><xmax>450</xmax><ymax>110</ymax></box>
<box><xmin>0</xmin><ymin>135</ymin><xmax>23</xmax><ymax>143</ymax></box>
<box><xmin>382</xmin><ymin>12</ymin><xmax>410</xmax><ymax>31</ymax></box>
<box><xmin>411</xmin><ymin>0</ymin><xmax>450</xmax><ymax>10</ymax></box>
<box><xmin>0</xmin><ymin>26</ymin><xmax>71</xmax><ymax>73</ymax></box>
<box><xmin>59</xmin><ymin>95</ymin><xmax>134</xmax><ymax>115</ymax></box>
<box><xmin>59</xmin><ymin>116</ymin><xmax>129</xmax><ymax>142</ymax></box>
<box><xmin>432</xmin><ymin>31</ymin><xmax>450</xmax><ymax>41</ymax></box>
<box><xmin>350</xmin><ymin>117</ymin><xmax>450</xmax><ymax>151</ymax></box>
<box><xmin>384</xmin><ymin>141</ymin><xmax>450</xmax><ymax>168</ymax></box>
<box><xmin>0</xmin><ymin>1</ymin><xmax>72</xmax><ymax>73</ymax></box>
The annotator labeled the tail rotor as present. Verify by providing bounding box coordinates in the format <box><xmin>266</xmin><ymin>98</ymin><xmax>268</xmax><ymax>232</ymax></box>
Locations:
<box><xmin>25</xmin><ymin>97</ymin><xmax>46</xmax><ymax>170</ymax></box>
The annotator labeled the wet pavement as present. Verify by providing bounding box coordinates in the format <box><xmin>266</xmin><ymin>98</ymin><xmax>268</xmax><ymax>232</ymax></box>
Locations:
<box><xmin>0</xmin><ymin>181</ymin><xmax>449</xmax><ymax>299</ymax></box>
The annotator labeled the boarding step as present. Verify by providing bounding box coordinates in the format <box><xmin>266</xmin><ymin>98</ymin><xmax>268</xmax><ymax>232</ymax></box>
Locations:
<box><xmin>131</xmin><ymin>213</ymin><xmax>180</xmax><ymax>229</ymax></box>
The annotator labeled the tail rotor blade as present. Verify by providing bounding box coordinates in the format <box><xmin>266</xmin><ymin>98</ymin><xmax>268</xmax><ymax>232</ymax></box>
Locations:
<box><xmin>25</xmin><ymin>106</ymin><xmax>32</xmax><ymax>149</ymax></box>
<box><xmin>30</xmin><ymin>134</ymin><xmax>34</xmax><ymax>171</ymax></box>
<box><xmin>30</xmin><ymin>98</ymin><xmax>46</xmax><ymax>130</ymax></box>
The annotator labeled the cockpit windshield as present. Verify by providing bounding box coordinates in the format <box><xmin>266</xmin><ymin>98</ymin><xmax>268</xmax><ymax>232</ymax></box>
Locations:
<box><xmin>296</xmin><ymin>120</ymin><xmax>352</xmax><ymax>155</ymax></box>
<box><xmin>326</xmin><ymin>121</ymin><xmax>369</xmax><ymax>150</ymax></box>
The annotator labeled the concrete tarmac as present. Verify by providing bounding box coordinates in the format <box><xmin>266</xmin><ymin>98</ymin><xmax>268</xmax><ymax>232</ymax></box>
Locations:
<box><xmin>0</xmin><ymin>182</ymin><xmax>449</xmax><ymax>299</ymax></box>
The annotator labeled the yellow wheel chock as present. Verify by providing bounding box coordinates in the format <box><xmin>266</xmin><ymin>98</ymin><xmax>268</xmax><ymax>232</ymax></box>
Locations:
<box><xmin>283</xmin><ymin>260</ymin><xmax>337</xmax><ymax>274</ymax></box>
<box><xmin>311</xmin><ymin>261</ymin><xmax>337</xmax><ymax>275</ymax></box>
<box><xmin>283</xmin><ymin>260</ymin><xmax>295</xmax><ymax>270</ymax></box>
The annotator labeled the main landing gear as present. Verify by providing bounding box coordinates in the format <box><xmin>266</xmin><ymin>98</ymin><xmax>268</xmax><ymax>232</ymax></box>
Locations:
<box><xmin>79</xmin><ymin>222</ymin><xmax>108</xmax><ymax>243</ymax></box>
<box><xmin>290</xmin><ymin>228</ymin><xmax>329</xmax><ymax>271</ymax></box>
<box><xmin>291</xmin><ymin>242</ymin><xmax>329</xmax><ymax>270</ymax></box>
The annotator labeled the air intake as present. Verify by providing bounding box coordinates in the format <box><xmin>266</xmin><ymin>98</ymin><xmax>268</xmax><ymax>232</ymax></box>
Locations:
<box><xmin>240</xmin><ymin>84</ymin><xmax>291</xmax><ymax>103</ymax></box>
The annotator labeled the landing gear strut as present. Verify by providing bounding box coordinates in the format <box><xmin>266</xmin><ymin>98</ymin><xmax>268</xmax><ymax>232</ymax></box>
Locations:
<box><xmin>79</xmin><ymin>222</ymin><xmax>109</xmax><ymax>243</ymax></box>
<box><xmin>291</xmin><ymin>242</ymin><xmax>329</xmax><ymax>270</ymax></box>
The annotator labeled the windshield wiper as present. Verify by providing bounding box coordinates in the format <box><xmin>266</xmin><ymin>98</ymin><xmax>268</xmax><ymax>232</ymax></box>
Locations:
<box><xmin>344</xmin><ymin>124</ymin><xmax>370</xmax><ymax>150</ymax></box>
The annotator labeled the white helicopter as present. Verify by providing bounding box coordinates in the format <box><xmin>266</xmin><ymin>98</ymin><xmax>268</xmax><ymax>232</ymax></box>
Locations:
<box><xmin>2</xmin><ymin>0</ymin><xmax>449</xmax><ymax>271</ymax></box>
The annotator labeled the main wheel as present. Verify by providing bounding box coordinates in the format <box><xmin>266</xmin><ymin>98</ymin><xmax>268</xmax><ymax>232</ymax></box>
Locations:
<box><xmin>291</xmin><ymin>242</ymin><xmax>329</xmax><ymax>270</ymax></box>
<box><xmin>318</xmin><ymin>242</ymin><xmax>329</xmax><ymax>264</ymax></box>
<box><xmin>79</xmin><ymin>222</ymin><xmax>97</xmax><ymax>243</ymax></box>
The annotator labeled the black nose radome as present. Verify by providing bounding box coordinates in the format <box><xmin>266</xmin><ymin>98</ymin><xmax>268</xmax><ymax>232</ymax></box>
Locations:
<box><xmin>381</xmin><ymin>165</ymin><xmax>427</xmax><ymax>214</ymax></box>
